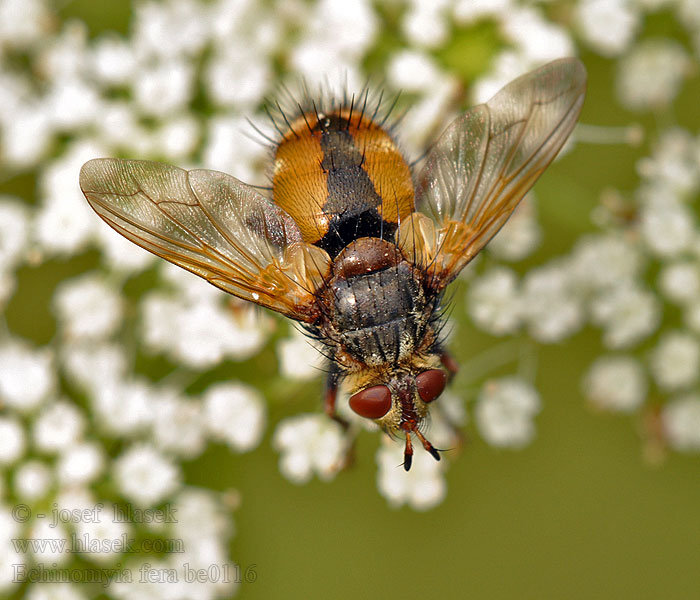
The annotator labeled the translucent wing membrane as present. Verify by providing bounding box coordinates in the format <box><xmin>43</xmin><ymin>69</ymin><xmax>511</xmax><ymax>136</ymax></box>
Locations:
<box><xmin>80</xmin><ymin>159</ymin><xmax>331</xmax><ymax>322</ymax></box>
<box><xmin>401</xmin><ymin>58</ymin><xmax>587</xmax><ymax>289</ymax></box>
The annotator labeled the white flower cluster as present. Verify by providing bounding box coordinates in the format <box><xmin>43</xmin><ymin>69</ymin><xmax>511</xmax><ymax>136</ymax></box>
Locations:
<box><xmin>0</xmin><ymin>332</ymin><xmax>246</xmax><ymax>596</ymax></box>
<box><xmin>583</xmin><ymin>355</ymin><xmax>647</xmax><ymax>412</ymax></box>
<box><xmin>462</xmin><ymin>35</ymin><xmax>700</xmax><ymax>457</ymax></box>
<box><xmin>0</xmin><ymin>197</ymin><xmax>29</xmax><ymax>307</ymax></box>
<box><xmin>0</xmin><ymin>292</ymin><xmax>257</xmax><ymax>596</ymax></box>
<box><xmin>0</xmin><ymin>0</ymin><xmax>287</xmax><ymax>576</ymax></box>
<box><xmin>141</xmin><ymin>265</ymin><xmax>271</xmax><ymax>370</ymax></box>
<box><xmin>629</xmin><ymin>129</ymin><xmax>700</xmax><ymax>450</ymax></box>
<box><xmin>475</xmin><ymin>377</ymin><xmax>541</xmax><ymax>448</ymax></box>
<box><xmin>464</xmin><ymin>3</ymin><xmax>574</xmax><ymax>104</ymax></box>
<box><xmin>467</xmin><ymin>230</ymin><xmax>648</xmax><ymax>346</ymax></box>
<box><xmin>273</xmin><ymin>414</ymin><xmax>347</xmax><ymax>484</ymax></box>
<box><xmin>466</xmin><ymin>120</ymin><xmax>700</xmax><ymax>451</ymax></box>
<box><xmin>576</xmin><ymin>0</ymin><xmax>700</xmax><ymax>110</ymax></box>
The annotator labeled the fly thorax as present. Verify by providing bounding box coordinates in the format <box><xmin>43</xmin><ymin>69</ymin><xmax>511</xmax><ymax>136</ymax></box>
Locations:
<box><xmin>326</xmin><ymin>238</ymin><xmax>428</xmax><ymax>366</ymax></box>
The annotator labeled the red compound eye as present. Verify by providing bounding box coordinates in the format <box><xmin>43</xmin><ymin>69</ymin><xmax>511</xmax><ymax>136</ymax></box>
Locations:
<box><xmin>349</xmin><ymin>385</ymin><xmax>392</xmax><ymax>419</ymax></box>
<box><xmin>415</xmin><ymin>369</ymin><xmax>446</xmax><ymax>403</ymax></box>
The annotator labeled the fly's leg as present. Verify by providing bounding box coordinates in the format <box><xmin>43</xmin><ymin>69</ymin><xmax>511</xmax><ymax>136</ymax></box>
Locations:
<box><xmin>324</xmin><ymin>365</ymin><xmax>348</xmax><ymax>430</ymax></box>
<box><xmin>436</xmin><ymin>349</ymin><xmax>466</xmax><ymax>452</ymax></box>
<box><xmin>440</xmin><ymin>350</ymin><xmax>459</xmax><ymax>381</ymax></box>
<box><xmin>323</xmin><ymin>365</ymin><xmax>356</xmax><ymax>470</ymax></box>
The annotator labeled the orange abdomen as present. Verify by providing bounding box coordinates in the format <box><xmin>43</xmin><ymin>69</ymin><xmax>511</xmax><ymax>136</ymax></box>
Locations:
<box><xmin>272</xmin><ymin>108</ymin><xmax>415</xmax><ymax>255</ymax></box>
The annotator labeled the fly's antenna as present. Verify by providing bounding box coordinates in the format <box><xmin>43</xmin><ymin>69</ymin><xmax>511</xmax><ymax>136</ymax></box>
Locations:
<box><xmin>403</xmin><ymin>429</ymin><xmax>413</xmax><ymax>471</ymax></box>
<box><xmin>413</xmin><ymin>425</ymin><xmax>441</xmax><ymax>462</ymax></box>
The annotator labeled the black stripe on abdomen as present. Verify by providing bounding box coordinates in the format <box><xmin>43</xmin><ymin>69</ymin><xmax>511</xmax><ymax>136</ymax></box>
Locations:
<box><xmin>314</xmin><ymin>116</ymin><xmax>396</xmax><ymax>257</ymax></box>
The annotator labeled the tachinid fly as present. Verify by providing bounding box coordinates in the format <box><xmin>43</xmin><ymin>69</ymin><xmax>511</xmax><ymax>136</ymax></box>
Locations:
<box><xmin>80</xmin><ymin>58</ymin><xmax>587</xmax><ymax>470</ymax></box>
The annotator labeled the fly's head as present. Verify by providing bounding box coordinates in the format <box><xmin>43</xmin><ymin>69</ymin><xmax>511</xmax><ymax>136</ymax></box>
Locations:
<box><xmin>347</xmin><ymin>355</ymin><xmax>448</xmax><ymax>471</ymax></box>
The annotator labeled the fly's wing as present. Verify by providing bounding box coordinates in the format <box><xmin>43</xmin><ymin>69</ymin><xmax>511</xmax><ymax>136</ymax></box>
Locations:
<box><xmin>399</xmin><ymin>58</ymin><xmax>587</xmax><ymax>290</ymax></box>
<box><xmin>80</xmin><ymin>159</ymin><xmax>332</xmax><ymax>323</ymax></box>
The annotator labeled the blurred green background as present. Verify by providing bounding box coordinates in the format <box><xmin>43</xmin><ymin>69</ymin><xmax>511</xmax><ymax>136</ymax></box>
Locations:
<box><xmin>4</xmin><ymin>1</ymin><xmax>700</xmax><ymax>599</ymax></box>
